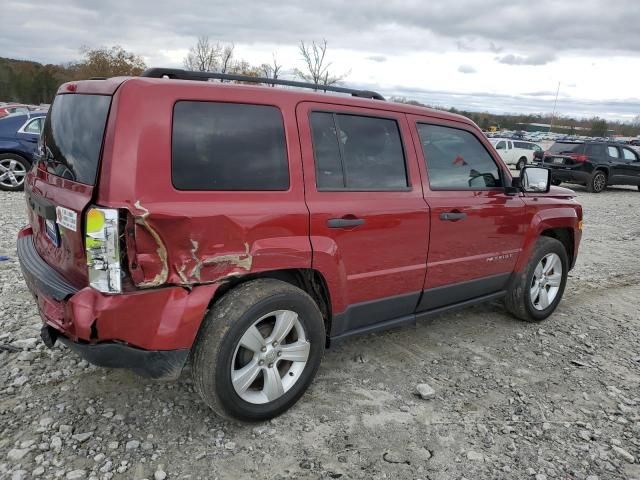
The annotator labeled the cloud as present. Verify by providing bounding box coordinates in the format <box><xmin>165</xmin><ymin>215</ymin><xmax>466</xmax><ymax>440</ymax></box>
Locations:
<box><xmin>458</xmin><ymin>64</ymin><xmax>477</xmax><ymax>74</ymax></box>
<box><xmin>2</xmin><ymin>0</ymin><xmax>640</xmax><ymax>66</ymax></box>
<box><xmin>375</xmin><ymin>84</ymin><xmax>640</xmax><ymax>122</ymax></box>
<box><xmin>497</xmin><ymin>52</ymin><xmax>557</xmax><ymax>66</ymax></box>
<box><xmin>366</xmin><ymin>55</ymin><xmax>387</xmax><ymax>62</ymax></box>
<box><xmin>522</xmin><ymin>91</ymin><xmax>557</xmax><ymax>97</ymax></box>
<box><xmin>488</xmin><ymin>41</ymin><xmax>503</xmax><ymax>53</ymax></box>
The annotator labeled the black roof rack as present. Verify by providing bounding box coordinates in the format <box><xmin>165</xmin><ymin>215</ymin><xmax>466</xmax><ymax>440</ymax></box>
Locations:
<box><xmin>140</xmin><ymin>68</ymin><xmax>385</xmax><ymax>101</ymax></box>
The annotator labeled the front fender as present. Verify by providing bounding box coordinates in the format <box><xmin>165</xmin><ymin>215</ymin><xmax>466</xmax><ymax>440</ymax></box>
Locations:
<box><xmin>515</xmin><ymin>206</ymin><xmax>581</xmax><ymax>272</ymax></box>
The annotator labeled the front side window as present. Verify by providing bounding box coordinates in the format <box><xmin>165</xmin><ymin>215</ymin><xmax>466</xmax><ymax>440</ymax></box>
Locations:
<box><xmin>172</xmin><ymin>102</ymin><xmax>288</xmax><ymax>190</ymax></box>
<box><xmin>495</xmin><ymin>140</ymin><xmax>506</xmax><ymax>150</ymax></box>
<box><xmin>417</xmin><ymin>123</ymin><xmax>502</xmax><ymax>190</ymax></box>
<box><xmin>310</xmin><ymin>112</ymin><xmax>408</xmax><ymax>190</ymax></box>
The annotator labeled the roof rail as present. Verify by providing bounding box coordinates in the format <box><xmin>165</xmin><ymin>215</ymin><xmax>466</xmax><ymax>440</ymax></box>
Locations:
<box><xmin>140</xmin><ymin>68</ymin><xmax>385</xmax><ymax>101</ymax></box>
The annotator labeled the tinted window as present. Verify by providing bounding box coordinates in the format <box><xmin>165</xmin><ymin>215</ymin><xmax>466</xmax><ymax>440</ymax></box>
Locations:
<box><xmin>585</xmin><ymin>144</ymin><xmax>606</xmax><ymax>157</ymax></box>
<box><xmin>622</xmin><ymin>148</ymin><xmax>638</xmax><ymax>161</ymax></box>
<box><xmin>172</xmin><ymin>102</ymin><xmax>288</xmax><ymax>190</ymax></box>
<box><xmin>514</xmin><ymin>141</ymin><xmax>527</xmax><ymax>149</ymax></box>
<box><xmin>495</xmin><ymin>140</ymin><xmax>506</xmax><ymax>150</ymax></box>
<box><xmin>42</xmin><ymin>94</ymin><xmax>111</xmax><ymax>184</ymax></box>
<box><xmin>549</xmin><ymin>142</ymin><xmax>584</xmax><ymax>155</ymax></box>
<box><xmin>607</xmin><ymin>146</ymin><xmax>620</xmax><ymax>158</ymax></box>
<box><xmin>310</xmin><ymin>112</ymin><xmax>408</xmax><ymax>190</ymax></box>
<box><xmin>417</xmin><ymin>124</ymin><xmax>502</xmax><ymax>189</ymax></box>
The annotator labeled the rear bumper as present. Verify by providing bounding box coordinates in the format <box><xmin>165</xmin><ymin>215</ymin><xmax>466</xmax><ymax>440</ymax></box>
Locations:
<box><xmin>45</xmin><ymin>327</ymin><xmax>188</xmax><ymax>379</ymax></box>
<box><xmin>18</xmin><ymin>227</ymin><xmax>219</xmax><ymax>378</ymax></box>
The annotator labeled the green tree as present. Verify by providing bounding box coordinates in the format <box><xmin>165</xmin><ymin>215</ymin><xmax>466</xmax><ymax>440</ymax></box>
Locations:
<box><xmin>70</xmin><ymin>45</ymin><xmax>146</xmax><ymax>79</ymax></box>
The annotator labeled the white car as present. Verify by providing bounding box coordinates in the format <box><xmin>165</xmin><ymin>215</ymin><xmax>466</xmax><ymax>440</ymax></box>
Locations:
<box><xmin>489</xmin><ymin>138</ymin><xmax>543</xmax><ymax>170</ymax></box>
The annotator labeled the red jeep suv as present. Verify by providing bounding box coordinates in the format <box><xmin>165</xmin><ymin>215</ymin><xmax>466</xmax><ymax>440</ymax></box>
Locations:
<box><xmin>18</xmin><ymin>69</ymin><xmax>582</xmax><ymax>420</ymax></box>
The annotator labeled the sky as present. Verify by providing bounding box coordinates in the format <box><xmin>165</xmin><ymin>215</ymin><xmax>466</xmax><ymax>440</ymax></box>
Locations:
<box><xmin>2</xmin><ymin>0</ymin><xmax>640</xmax><ymax>122</ymax></box>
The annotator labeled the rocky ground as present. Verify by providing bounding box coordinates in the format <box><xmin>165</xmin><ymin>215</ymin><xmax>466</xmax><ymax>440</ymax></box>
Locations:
<box><xmin>1</xmin><ymin>185</ymin><xmax>639</xmax><ymax>480</ymax></box>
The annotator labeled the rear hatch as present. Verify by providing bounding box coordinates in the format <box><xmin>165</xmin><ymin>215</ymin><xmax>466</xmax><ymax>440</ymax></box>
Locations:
<box><xmin>25</xmin><ymin>92</ymin><xmax>112</xmax><ymax>289</ymax></box>
<box><xmin>543</xmin><ymin>142</ymin><xmax>585</xmax><ymax>167</ymax></box>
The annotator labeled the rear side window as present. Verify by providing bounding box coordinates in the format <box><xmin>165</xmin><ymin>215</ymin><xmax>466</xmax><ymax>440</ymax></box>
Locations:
<box><xmin>622</xmin><ymin>148</ymin><xmax>638</xmax><ymax>161</ymax></box>
<box><xmin>607</xmin><ymin>146</ymin><xmax>620</xmax><ymax>158</ymax></box>
<box><xmin>417</xmin><ymin>123</ymin><xmax>502</xmax><ymax>190</ymax></box>
<box><xmin>23</xmin><ymin>118</ymin><xmax>43</xmax><ymax>134</ymax></box>
<box><xmin>42</xmin><ymin>94</ymin><xmax>111</xmax><ymax>184</ymax></box>
<box><xmin>548</xmin><ymin>142</ymin><xmax>584</xmax><ymax>155</ymax></box>
<box><xmin>310</xmin><ymin>112</ymin><xmax>408</xmax><ymax>190</ymax></box>
<box><xmin>172</xmin><ymin>102</ymin><xmax>288</xmax><ymax>190</ymax></box>
<box><xmin>585</xmin><ymin>144</ymin><xmax>606</xmax><ymax>157</ymax></box>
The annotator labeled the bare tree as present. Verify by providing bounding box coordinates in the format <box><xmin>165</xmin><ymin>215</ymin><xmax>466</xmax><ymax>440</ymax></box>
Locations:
<box><xmin>293</xmin><ymin>40</ymin><xmax>346</xmax><ymax>86</ymax></box>
<box><xmin>183</xmin><ymin>36</ymin><xmax>220</xmax><ymax>72</ymax></box>
<box><xmin>219</xmin><ymin>44</ymin><xmax>235</xmax><ymax>74</ymax></box>
<box><xmin>260</xmin><ymin>54</ymin><xmax>283</xmax><ymax>86</ymax></box>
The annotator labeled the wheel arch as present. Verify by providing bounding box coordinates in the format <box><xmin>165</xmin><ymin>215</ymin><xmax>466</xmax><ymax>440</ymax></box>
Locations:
<box><xmin>516</xmin><ymin>209</ymin><xmax>580</xmax><ymax>273</ymax></box>
<box><xmin>208</xmin><ymin>268</ymin><xmax>333</xmax><ymax>345</ymax></box>
<box><xmin>540</xmin><ymin>228</ymin><xmax>574</xmax><ymax>267</ymax></box>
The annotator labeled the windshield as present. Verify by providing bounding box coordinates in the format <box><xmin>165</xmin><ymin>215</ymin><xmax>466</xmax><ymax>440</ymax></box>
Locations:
<box><xmin>41</xmin><ymin>94</ymin><xmax>111</xmax><ymax>184</ymax></box>
<box><xmin>548</xmin><ymin>142</ymin><xmax>585</xmax><ymax>155</ymax></box>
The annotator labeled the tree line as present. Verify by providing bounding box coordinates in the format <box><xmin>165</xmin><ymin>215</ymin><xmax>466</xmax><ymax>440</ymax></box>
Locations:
<box><xmin>0</xmin><ymin>39</ymin><xmax>345</xmax><ymax>105</ymax></box>
<box><xmin>1</xmin><ymin>39</ymin><xmax>638</xmax><ymax>136</ymax></box>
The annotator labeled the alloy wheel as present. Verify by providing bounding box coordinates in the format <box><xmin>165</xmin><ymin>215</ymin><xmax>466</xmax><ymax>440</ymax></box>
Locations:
<box><xmin>0</xmin><ymin>158</ymin><xmax>27</xmax><ymax>188</ymax></box>
<box><xmin>593</xmin><ymin>173</ymin><xmax>606</xmax><ymax>192</ymax></box>
<box><xmin>231</xmin><ymin>310</ymin><xmax>310</xmax><ymax>404</ymax></box>
<box><xmin>530</xmin><ymin>253</ymin><xmax>562</xmax><ymax>310</ymax></box>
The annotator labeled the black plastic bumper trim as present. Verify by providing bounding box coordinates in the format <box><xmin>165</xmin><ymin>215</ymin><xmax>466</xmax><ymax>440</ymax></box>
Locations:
<box><xmin>18</xmin><ymin>235</ymin><xmax>79</xmax><ymax>301</ymax></box>
<box><xmin>57</xmin><ymin>336</ymin><xmax>189</xmax><ymax>380</ymax></box>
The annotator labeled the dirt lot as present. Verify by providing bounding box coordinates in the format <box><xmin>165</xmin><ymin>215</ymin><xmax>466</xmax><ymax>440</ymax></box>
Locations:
<box><xmin>1</xmin><ymin>185</ymin><xmax>639</xmax><ymax>480</ymax></box>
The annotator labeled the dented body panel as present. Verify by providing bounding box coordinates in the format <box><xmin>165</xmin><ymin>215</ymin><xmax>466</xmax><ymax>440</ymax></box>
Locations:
<box><xmin>19</xmin><ymin>76</ymin><xmax>583</xmax><ymax>379</ymax></box>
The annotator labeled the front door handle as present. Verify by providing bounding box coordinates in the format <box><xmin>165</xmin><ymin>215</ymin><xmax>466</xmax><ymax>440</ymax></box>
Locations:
<box><xmin>327</xmin><ymin>217</ymin><xmax>365</xmax><ymax>228</ymax></box>
<box><xmin>440</xmin><ymin>211</ymin><xmax>467</xmax><ymax>222</ymax></box>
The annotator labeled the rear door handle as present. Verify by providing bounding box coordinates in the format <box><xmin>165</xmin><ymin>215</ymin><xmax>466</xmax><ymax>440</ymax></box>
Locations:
<box><xmin>327</xmin><ymin>217</ymin><xmax>365</xmax><ymax>228</ymax></box>
<box><xmin>439</xmin><ymin>211</ymin><xmax>467</xmax><ymax>221</ymax></box>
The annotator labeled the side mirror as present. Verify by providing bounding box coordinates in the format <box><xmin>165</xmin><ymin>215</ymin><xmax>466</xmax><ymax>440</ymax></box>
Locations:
<box><xmin>520</xmin><ymin>166</ymin><xmax>551</xmax><ymax>193</ymax></box>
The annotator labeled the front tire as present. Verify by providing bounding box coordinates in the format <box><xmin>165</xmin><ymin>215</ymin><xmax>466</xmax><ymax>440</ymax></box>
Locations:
<box><xmin>587</xmin><ymin>170</ymin><xmax>607</xmax><ymax>193</ymax></box>
<box><xmin>0</xmin><ymin>153</ymin><xmax>30</xmax><ymax>191</ymax></box>
<box><xmin>192</xmin><ymin>279</ymin><xmax>325</xmax><ymax>421</ymax></box>
<box><xmin>505</xmin><ymin>237</ymin><xmax>568</xmax><ymax>322</ymax></box>
<box><xmin>551</xmin><ymin>178</ymin><xmax>562</xmax><ymax>186</ymax></box>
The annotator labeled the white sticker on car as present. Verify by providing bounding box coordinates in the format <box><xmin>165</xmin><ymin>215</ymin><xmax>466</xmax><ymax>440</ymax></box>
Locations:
<box><xmin>55</xmin><ymin>206</ymin><xmax>77</xmax><ymax>232</ymax></box>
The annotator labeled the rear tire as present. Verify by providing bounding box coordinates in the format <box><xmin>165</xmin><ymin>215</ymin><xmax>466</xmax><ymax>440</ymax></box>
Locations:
<box><xmin>505</xmin><ymin>237</ymin><xmax>568</xmax><ymax>322</ymax></box>
<box><xmin>551</xmin><ymin>178</ymin><xmax>562</xmax><ymax>186</ymax></box>
<box><xmin>0</xmin><ymin>153</ymin><xmax>30</xmax><ymax>191</ymax></box>
<box><xmin>192</xmin><ymin>279</ymin><xmax>325</xmax><ymax>421</ymax></box>
<box><xmin>516</xmin><ymin>157</ymin><xmax>527</xmax><ymax>170</ymax></box>
<box><xmin>587</xmin><ymin>170</ymin><xmax>607</xmax><ymax>193</ymax></box>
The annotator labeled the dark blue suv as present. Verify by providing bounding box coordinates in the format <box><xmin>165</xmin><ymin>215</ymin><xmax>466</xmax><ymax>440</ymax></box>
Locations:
<box><xmin>0</xmin><ymin>111</ymin><xmax>47</xmax><ymax>191</ymax></box>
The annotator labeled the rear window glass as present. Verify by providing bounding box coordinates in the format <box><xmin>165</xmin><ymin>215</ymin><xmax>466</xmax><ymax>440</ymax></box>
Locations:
<box><xmin>42</xmin><ymin>94</ymin><xmax>111</xmax><ymax>184</ymax></box>
<box><xmin>172</xmin><ymin>101</ymin><xmax>288</xmax><ymax>191</ymax></box>
<box><xmin>548</xmin><ymin>142</ymin><xmax>584</xmax><ymax>155</ymax></box>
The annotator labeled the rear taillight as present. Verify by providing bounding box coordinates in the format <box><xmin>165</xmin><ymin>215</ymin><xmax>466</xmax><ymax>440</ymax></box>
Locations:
<box><xmin>569</xmin><ymin>154</ymin><xmax>588</xmax><ymax>162</ymax></box>
<box><xmin>85</xmin><ymin>207</ymin><xmax>121</xmax><ymax>293</ymax></box>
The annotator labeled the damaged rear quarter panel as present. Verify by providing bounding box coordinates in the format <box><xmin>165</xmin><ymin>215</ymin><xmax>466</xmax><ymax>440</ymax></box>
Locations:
<box><xmin>94</xmin><ymin>80</ymin><xmax>312</xmax><ymax>289</ymax></box>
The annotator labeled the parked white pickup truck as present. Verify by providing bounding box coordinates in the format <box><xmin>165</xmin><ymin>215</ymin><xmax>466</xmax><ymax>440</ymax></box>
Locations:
<box><xmin>489</xmin><ymin>138</ymin><xmax>543</xmax><ymax>170</ymax></box>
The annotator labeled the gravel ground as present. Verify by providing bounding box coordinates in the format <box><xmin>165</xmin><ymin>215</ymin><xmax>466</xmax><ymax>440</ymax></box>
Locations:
<box><xmin>1</xmin><ymin>185</ymin><xmax>639</xmax><ymax>480</ymax></box>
